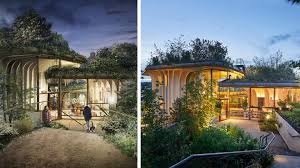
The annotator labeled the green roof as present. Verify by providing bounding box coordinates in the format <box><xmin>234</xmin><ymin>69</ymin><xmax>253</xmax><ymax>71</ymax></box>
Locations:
<box><xmin>0</xmin><ymin>47</ymin><xmax>87</xmax><ymax>63</ymax></box>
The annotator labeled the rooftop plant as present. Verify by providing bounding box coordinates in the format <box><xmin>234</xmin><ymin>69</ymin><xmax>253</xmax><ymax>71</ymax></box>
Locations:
<box><xmin>0</xmin><ymin>9</ymin><xmax>85</xmax><ymax>62</ymax></box>
<box><xmin>45</xmin><ymin>43</ymin><xmax>137</xmax><ymax>79</ymax></box>
<box><xmin>148</xmin><ymin>35</ymin><xmax>233</xmax><ymax>67</ymax></box>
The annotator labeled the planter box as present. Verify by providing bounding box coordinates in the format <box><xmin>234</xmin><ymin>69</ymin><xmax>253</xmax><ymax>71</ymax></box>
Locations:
<box><xmin>276</xmin><ymin>112</ymin><xmax>300</xmax><ymax>153</ymax></box>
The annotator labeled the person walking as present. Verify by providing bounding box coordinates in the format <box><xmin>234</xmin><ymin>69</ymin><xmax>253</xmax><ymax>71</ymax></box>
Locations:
<box><xmin>42</xmin><ymin>106</ymin><xmax>51</xmax><ymax>126</ymax></box>
<box><xmin>83</xmin><ymin>105</ymin><xmax>92</xmax><ymax>132</ymax></box>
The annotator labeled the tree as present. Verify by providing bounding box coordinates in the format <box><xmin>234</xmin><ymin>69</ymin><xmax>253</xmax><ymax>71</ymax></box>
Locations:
<box><xmin>90</xmin><ymin>43</ymin><xmax>137</xmax><ymax>74</ymax></box>
<box><xmin>288</xmin><ymin>0</ymin><xmax>300</xmax><ymax>4</ymax></box>
<box><xmin>12</xmin><ymin>9</ymin><xmax>52</xmax><ymax>46</ymax></box>
<box><xmin>172</xmin><ymin>79</ymin><xmax>218</xmax><ymax>135</ymax></box>
<box><xmin>149</xmin><ymin>36</ymin><xmax>231</xmax><ymax>66</ymax></box>
<box><xmin>245</xmin><ymin>51</ymin><xmax>295</xmax><ymax>81</ymax></box>
<box><xmin>0</xmin><ymin>28</ymin><xmax>12</xmax><ymax>48</ymax></box>
<box><xmin>190</xmin><ymin>38</ymin><xmax>228</xmax><ymax>63</ymax></box>
<box><xmin>46</xmin><ymin>33</ymin><xmax>70</xmax><ymax>51</ymax></box>
<box><xmin>117</xmin><ymin>80</ymin><xmax>137</xmax><ymax>116</ymax></box>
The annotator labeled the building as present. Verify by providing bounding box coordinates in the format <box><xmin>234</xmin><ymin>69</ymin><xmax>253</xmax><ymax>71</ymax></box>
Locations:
<box><xmin>0</xmin><ymin>50</ymin><xmax>122</xmax><ymax>119</ymax></box>
<box><xmin>144</xmin><ymin>61</ymin><xmax>300</xmax><ymax>120</ymax></box>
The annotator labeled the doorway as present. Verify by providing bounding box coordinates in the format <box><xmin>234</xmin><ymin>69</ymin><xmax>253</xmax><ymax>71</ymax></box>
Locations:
<box><xmin>258</xmin><ymin>97</ymin><xmax>264</xmax><ymax>110</ymax></box>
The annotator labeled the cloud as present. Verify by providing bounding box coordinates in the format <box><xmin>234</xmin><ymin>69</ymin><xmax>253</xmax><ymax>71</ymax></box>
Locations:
<box><xmin>0</xmin><ymin>0</ymin><xmax>137</xmax><ymax>56</ymax></box>
<box><xmin>0</xmin><ymin>0</ymin><xmax>136</xmax><ymax>27</ymax></box>
<box><xmin>268</xmin><ymin>33</ymin><xmax>292</xmax><ymax>45</ymax></box>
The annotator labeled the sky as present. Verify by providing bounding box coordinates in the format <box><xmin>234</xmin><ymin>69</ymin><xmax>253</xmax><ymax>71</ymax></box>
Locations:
<box><xmin>141</xmin><ymin>0</ymin><xmax>300</xmax><ymax>69</ymax></box>
<box><xmin>0</xmin><ymin>0</ymin><xmax>137</xmax><ymax>57</ymax></box>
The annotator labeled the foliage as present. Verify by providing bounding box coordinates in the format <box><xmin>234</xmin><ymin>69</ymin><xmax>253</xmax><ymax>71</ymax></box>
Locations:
<box><xmin>101</xmin><ymin>115</ymin><xmax>128</xmax><ymax>134</ymax></box>
<box><xmin>142</xmin><ymin>124</ymin><xmax>191</xmax><ymax>168</ymax></box>
<box><xmin>192</xmin><ymin>125</ymin><xmax>258</xmax><ymax>153</ymax></box>
<box><xmin>63</xmin><ymin>79</ymin><xmax>86</xmax><ymax>91</ymax></box>
<box><xmin>242</xmin><ymin>98</ymin><xmax>248</xmax><ymax>111</ymax></box>
<box><xmin>288</xmin><ymin>0</ymin><xmax>300</xmax><ymax>4</ymax></box>
<box><xmin>148</xmin><ymin>36</ymin><xmax>232</xmax><ymax>66</ymax></box>
<box><xmin>0</xmin><ymin>9</ymin><xmax>84</xmax><ymax>62</ymax></box>
<box><xmin>244</xmin><ymin>51</ymin><xmax>296</xmax><ymax>81</ymax></box>
<box><xmin>45</xmin><ymin>43</ymin><xmax>137</xmax><ymax>79</ymax></box>
<box><xmin>277</xmin><ymin>99</ymin><xmax>287</xmax><ymax>109</ymax></box>
<box><xmin>289</xmin><ymin>102</ymin><xmax>300</xmax><ymax>109</ymax></box>
<box><xmin>280</xmin><ymin>107</ymin><xmax>300</xmax><ymax>133</ymax></box>
<box><xmin>12</xmin><ymin>9</ymin><xmax>51</xmax><ymax>46</ymax></box>
<box><xmin>13</xmin><ymin>117</ymin><xmax>33</xmax><ymax>134</ymax></box>
<box><xmin>258</xmin><ymin>112</ymin><xmax>278</xmax><ymax>133</ymax></box>
<box><xmin>191</xmin><ymin>38</ymin><xmax>229</xmax><ymax>63</ymax></box>
<box><xmin>0</xmin><ymin>70</ymin><xmax>35</xmax><ymax>124</ymax></box>
<box><xmin>48</xmin><ymin>122</ymin><xmax>68</xmax><ymax>130</ymax></box>
<box><xmin>99</xmin><ymin>114</ymin><xmax>137</xmax><ymax>157</ymax></box>
<box><xmin>172</xmin><ymin>79</ymin><xmax>219</xmax><ymax>135</ymax></box>
<box><xmin>0</xmin><ymin>121</ymin><xmax>18</xmax><ymax>148</ymax></box>
<box><xmin>141</xmin><ymin>82</ymin><xmax>273</xmax><ymax>168</ymax></box>
<box><xmin>89</xmin><ymin>43</ymin><xmax>137</xmax><ymax>72</ymax></box>
<box><xmin>117</xmin><ymin>80</ymin><xmax>137</xmax><ymax>116</ymax></box>
<box><xmin>0</xmin><ymin>28</ymin><xmax>12</xmax><ymax>48</ymax></box>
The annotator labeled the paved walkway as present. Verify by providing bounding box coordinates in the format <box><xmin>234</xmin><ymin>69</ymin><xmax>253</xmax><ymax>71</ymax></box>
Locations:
<box><xmin>219</xmin><ymin>119</ymin><xmax>266</xmax><ymax>139</ymax></box>
<box><xmin>272</xmin><ymin>155</ymin><xmax>300</xmax><ymax>168</ymax></box>
<box><xmin>0</xmin><ymin>128</ymin><xmax>136</xmax><ymax>168</ymax></box>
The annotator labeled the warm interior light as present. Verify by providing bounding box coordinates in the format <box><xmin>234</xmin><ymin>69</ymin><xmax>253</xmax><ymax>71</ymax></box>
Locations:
<box><xmin>266</xmin><ymin>114</ymin><xmax>270</xmax><ymax>120</ymax></box>
<box><xmin>108</xmin><ymin>95</ymin><xmax>116</xmax><ymax>104</ymax></box>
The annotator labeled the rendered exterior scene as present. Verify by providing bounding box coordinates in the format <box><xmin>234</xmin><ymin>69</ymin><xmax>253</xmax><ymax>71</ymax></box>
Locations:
<box><xmin>145</xmin><ymin>61</ymin><xmax>300</xmax><ymax>120</ymax></box>
<box><xmin>0</xmin><ymin>1</ymin><xmax>137</xmax><ymax>168</ymax></box>
<box><xmin>141</xmin><ymin>0</ymin><xmax>300</xmax><ymax>168</ymax></box>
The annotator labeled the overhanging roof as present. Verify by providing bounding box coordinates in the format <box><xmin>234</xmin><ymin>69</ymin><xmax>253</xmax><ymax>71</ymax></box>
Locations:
<box><xmin>145</xmin><ymin>61</ymin><xmax>244</xmax><ymax>73</ymax></box>
<box><xmin>219</xmin><ymin>79</ymin><xmax>300</xmax><ymax>88</ymax></box>
<box><xmin>0</xmin><ymin>48</ymin><xmax>87</xmax><ymax>63</ymax></box>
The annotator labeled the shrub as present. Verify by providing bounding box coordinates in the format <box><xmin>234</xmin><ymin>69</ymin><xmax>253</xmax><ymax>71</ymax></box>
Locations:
<box><xmin>259</xmin><ymin>112</ymin><xmax>278</xmax><ymax>133</ymax></box>
<box><xmin>99</xmin><ymin>115</ymin><xmax>137</xmax><ymax>157</ymax></box>
<box><xmin>0</xmin><ymin>121</ymin><xmax>18</xmax><ymax>147</ymax></box>
<box><xmin>13</xmin><ymin>117</ymin><xmax>33</xmax><ymax>134</ymax></box>
<box><xmin>192</xmin><ymin>126</ymin><xmax>258</xmax><ymax>153</ymax></box>
<box><xmin>289</xmin><ymin>102</ymin><xmax>300</xmax><ymax>109</ymax></box>
<box><xmin>280</xmin><ymin>109</ymin><xmax>300</xmax><ymax>133</ymax></box>
<box><xmin>142</xmin><ymin>125</ymin><xmax>191</xmax><ymax>168</ymax></box>
<box><xmin>277</xmin><ymin>100</ymin><xmax>287</xmax><ymax>110</ymax></box>
<box><xmin>101</xmin><ymin>116</ymin><xmax>128</xmax><ymax>134</ymax></box>
<box><xmin>48</xmin><ymin>122</ymin><xmax>68</xmax><ymax>130</ymax></box>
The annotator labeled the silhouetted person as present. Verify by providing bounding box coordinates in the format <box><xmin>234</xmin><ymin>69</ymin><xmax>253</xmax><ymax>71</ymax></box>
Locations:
<box><xmin>83</xmin><ymin>105</ymin><xmax>92</xmax><ymax>132</ymax></box>
<box><xmin>42</xmin><ymin>106</ymin><xmax>51</xmax><ymax>126</ymax></box>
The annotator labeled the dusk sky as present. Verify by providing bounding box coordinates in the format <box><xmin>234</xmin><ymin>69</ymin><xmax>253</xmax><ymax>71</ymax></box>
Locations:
<box><xmin>142</xmin><ymin>0</ymin><xmax>300</xmax><ymax>69</ymax></box>
<box><xmin>0</xmin><ymin>0</ymin><xmax>137</xmax><ymax>57</ymax></box>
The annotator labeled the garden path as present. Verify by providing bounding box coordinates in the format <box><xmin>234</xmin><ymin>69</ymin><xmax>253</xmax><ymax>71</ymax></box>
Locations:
<box><xmin>272</xmin><ymin>155</ymin><xmax>300</xmax><ymax>168</ymax></box>
<box><xmin>0</xmin><ymin>128</ymin><xmax>136</xmax><ymax>168</ymax></box>
<box><xmin>219</xmin><ymin>119</ymin><xmax>298</xmax><ymax>155</ymax></box>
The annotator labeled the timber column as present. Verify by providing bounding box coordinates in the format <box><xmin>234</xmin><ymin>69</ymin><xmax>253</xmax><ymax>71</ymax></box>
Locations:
<box><xmin>57</xmin><ymin>59</ymin><xmax>62</xmax><ymax>119</ymax></box>
<box><xmin>36</xmin><ymin>57</ymin><xmax>40</xmax><ymax>111</ymax></box>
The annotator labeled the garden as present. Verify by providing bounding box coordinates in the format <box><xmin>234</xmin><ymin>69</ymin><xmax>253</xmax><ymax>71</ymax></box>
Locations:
<box><xmin>142</xmin><ymin>37</ymin><xmax>275</xmax><ymax>167</ymax></box>
<box><xmin>141</xmin><ymin>80</ymin><xmax>273</xmax><ymax>168</ymax></box>
<box><xmin>279</xmin><ymin>102</ymin><xmax>300</xmax><ymax>134</ymax></box>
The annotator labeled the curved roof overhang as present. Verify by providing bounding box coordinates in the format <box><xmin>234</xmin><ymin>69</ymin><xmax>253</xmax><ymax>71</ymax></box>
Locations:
<box><xmin>144</xmin><ymin>61</ymin><xmax>244</xmax><ymax>76</ymax></box>
<box><xmin>0</xmin><ymin>53</ymin><xmax>86</xmax><ymax>64</ymax></box>
<box><xmin>219</xmin><ymin>80</ymin><xmax>300</xmax><ymax>88</ymax></box>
